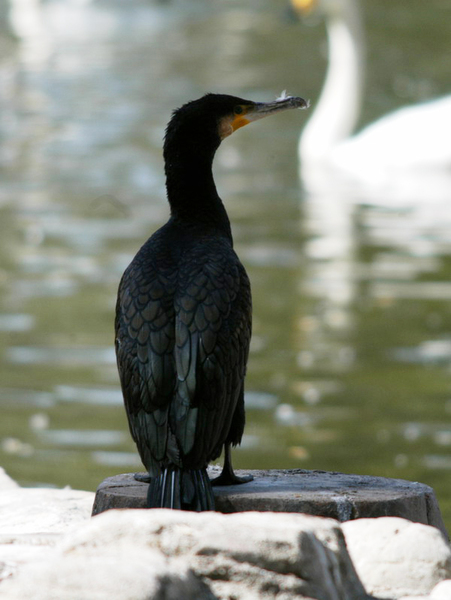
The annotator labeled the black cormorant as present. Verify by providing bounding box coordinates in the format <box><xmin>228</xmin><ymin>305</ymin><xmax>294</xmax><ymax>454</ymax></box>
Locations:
<box><xmin>115</xmin><ymin>93</ymin><xmax>308</xmax><ymax>510</ymax></box>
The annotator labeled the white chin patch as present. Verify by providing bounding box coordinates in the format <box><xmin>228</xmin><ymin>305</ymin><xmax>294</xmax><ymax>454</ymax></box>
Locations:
<box><xmin>218</xmin><ymin>117</ymin><xmax>234</xmax><ymax>140</ymax></box>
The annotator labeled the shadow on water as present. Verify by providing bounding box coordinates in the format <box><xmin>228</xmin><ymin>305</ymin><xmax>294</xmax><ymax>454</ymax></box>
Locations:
<box><xmin>0</xmin><ymin>0</ymin><xmax>450</xmax><ymax>530</ymax></box>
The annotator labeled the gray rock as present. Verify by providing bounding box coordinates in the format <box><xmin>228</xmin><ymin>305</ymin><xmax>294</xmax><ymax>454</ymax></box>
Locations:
<box><xmin>92</xmin><ymin>469</ymin><xmax>448</xmax><ymax>539</ymax></box>
<box><xmin>343</xmin><ymin>517</ymin><xmax>451</xmax><ymax>599</ymax></box>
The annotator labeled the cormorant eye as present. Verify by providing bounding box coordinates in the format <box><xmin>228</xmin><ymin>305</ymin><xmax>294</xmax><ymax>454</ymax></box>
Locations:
<box><xmin>234</xmin><ymin>106</ymin><xmax>244</xmax><ymax>115</ymax></box>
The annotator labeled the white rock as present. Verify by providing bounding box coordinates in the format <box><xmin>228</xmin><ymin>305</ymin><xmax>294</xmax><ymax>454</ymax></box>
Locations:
<box><xmin>430</xmin><ymin>579</ymin><xmax>451</xmax><ymax>599</ymax></box>
<box><xmin>356</xmin><ymin>578</ymin><xmax>451</xmax><ymax>600</ymax></box>
<box><xmin>0</xmin><ymin>546</ymin><xmax>216</xmax><ymax>600</ymax></box>
<box><xmin>0</xmin><ymin>487</ymin><xmax>94</xmax><ymax>584</ymax></box>
<box><xmin>0</xmin><ymin>467</ymin><xmax>19</xmax><ymax>491</ymax></box>
<box><xmin>61</xmin><ymin>509</ymin><xmax>367</xmax><ymax>600</ymax></box>
<box><xmin>343</xmin><ymin>517</ymin><xmax>451</xmax><ymax>599</ymax></box>
<box><xmin>3</xmin><ymin>490</ymin><xmax>449</xmax><ymax>600</ymax></box>
<box><xmin>0</xmin><ymin>488</ymin><xmax>94</xmax><ymax>534</ymax></box>
<box><xmin>0</xmin><ymin>509</ymin><xmax>368</xmax><ymax>600</ymax></box>
<box><xmin>399</xmin><ymin>579</ymin><xmax>451</xmax><ymax>600</ymax></box>
<box><xmin>400</xmin><ymin>579</ymin><xmax>451</xmax><ymax>600</ymax></box>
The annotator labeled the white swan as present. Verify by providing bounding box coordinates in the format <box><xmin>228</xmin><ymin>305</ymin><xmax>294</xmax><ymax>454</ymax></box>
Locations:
<box><xmin>293</xmin><ymin>0</ymin><xmax>451</xmax><ymax>190</ymax></box>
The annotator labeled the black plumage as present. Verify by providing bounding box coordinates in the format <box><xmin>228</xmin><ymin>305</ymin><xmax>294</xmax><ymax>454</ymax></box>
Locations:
<box><xmin>115</xmin><ymin>93</ymin><xmax>307</xmax><ymax>510</ymax></box>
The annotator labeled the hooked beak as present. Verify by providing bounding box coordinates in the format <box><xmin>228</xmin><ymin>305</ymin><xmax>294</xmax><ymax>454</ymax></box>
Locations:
<box><xmin>219</xmin><ymin>94</ymin><xmax>309</xmax><ymax>140</ymax></box>
<box><xmin>245</xmin><ymin>95</ymin><xmax>309</xmax><ymax>124</ymax></box>
<box><xmin>226</xmin><ymin>94</ymin><xmax>309</xmax><ymax>137</ymax></box>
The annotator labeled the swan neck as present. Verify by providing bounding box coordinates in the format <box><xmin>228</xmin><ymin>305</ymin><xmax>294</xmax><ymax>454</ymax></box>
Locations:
<box><xmin>300</xmin><ymin>0</ymin><xmax>365</xmax><ymax>163</ymax></box>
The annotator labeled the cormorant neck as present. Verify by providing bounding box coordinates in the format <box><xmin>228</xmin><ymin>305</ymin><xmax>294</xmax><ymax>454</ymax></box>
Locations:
<box><xmin>164</xmin><ymin>143</ymin><xmax>232</xmax><ymax>239</ymax></box>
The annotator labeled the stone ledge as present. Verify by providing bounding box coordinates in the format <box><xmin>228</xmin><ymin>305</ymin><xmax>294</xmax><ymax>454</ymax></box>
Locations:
<box><xmin>92</xmin><ymin>468</ymin><xmax>448</xmax><ymax>538</ymax></box>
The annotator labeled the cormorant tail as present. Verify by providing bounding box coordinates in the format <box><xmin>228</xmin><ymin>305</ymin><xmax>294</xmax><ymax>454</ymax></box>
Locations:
<box><xmin>147</xmin><ymin>467</ymin><xmax>215</xmax><ymax>511</ymax></box>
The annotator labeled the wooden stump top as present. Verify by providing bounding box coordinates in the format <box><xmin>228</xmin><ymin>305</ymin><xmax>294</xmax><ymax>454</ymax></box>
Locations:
<box><xmin>92</xmin><ymin>468</ymin><xmax>448</xmax><ymax>538</ymax></box>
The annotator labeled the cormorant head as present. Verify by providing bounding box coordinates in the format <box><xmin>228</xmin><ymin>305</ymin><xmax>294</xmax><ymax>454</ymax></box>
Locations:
<box><xmin>164</xmin><ymin>93</ymin><xmax>308</xmax><ymax>161</ymax></box>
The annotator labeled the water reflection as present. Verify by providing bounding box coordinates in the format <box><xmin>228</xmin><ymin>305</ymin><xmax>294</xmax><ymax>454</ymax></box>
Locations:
<box><xmin>55</xmin><ymin>384</ymin><xmax>123</xmax><ymax>406</ymax></box>
<box><xmin>92</xmin><ymin>450</ymin><xmax>142</xmax><ymax>468</ymax></box>
<box><xmin>298</xmin><ymin>185</ymin><xmax>357</xmax><ymax>374</ymax></box>
<box><xmin>0</xmin><ymin>313</ymin><xmax>34</xmax><ymax>331</ymax></box>
<box><xmin>0</xmin><ymin>388</ymin><xmax>54</xmax><ymax>407</ymax></box>
<box><xmin>39</xmin><ymin>429</ymin><xmax>126</xmax><ymax>447</ymax></box>
<box><xmin>7</xmin><ymin>346</ymin><xmax>115</xmax><ymax>366</ymax></box>
<box><xmin>0</xmin><ymin>0</ymin><xmax>450</xmax><ymax>530</ymax></box>
<box><xmin>394</xmin><ymin>340</ymin><xmax>451</xmax><ymax>365</ymax></box>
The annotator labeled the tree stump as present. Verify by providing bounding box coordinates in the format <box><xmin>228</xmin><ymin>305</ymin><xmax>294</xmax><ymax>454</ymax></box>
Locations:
<box><xmin>92</xmin><ymin>468</ymin><xmax>448</xmax><ymax>538</ymax></box>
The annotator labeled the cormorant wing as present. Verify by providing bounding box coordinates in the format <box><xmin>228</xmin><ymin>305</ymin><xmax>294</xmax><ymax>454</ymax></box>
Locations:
<box><xmin>115</xmin><ymin>262</ymin><xmax>177</xmax><ymax>473</ymax></box>
<box><xmin>173</xmin><ymin>240</ymin><xmax>252</xmax><ymax>466</ymax></box>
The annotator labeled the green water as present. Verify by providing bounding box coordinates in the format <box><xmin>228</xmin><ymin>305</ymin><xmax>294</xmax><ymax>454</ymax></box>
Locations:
<box><xmin>0</xmin><ymin>0</ymin><xmax>450</xmax><ymax>530</ymax></box>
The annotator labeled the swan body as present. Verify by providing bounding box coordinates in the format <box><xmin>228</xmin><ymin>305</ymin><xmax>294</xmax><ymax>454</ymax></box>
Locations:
<box><xmin>297</xmin><ymin>0</ymin><xmax>451</xmax><ymax>184</ymax></box>
<box><xmin>337</xmin><ymin>96</ymin><xmax>451</xmax><ymax>172</ymax></box>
